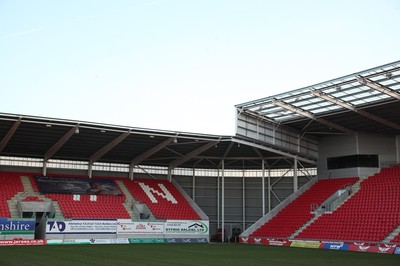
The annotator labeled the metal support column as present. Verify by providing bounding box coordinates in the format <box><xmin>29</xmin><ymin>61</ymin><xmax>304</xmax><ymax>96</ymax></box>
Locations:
<box><xmin>192</xmin><ymin>168</ymin><xmax>196</xmax><ymax>202</ymax></box>
<box><xmin>217</xmin><ymin>169</ymin><xmax>220</xmax><ymax>228</ymax></box>
<box><xmin>221</xmin><ymin>160</ymin><xmax>225</xmax><ymax>243</ymax></box>
<box><xmin>42</xmin><ymin>161</ymin><xmax>47</xmax><ymax>176</ymax></box>
<box><xmin>396</xmin><ymin>135</ymin><xmax>400</xmax><ymax>164</ymax></box>
<box><xmin>88</xmin><ymin>163</ymin><xmax>93</xmax><ymax>178</ymax></box>
<box><xmin>242</xmin><ymin>168</ymin><xmax>246</xmax><ymax>232</ymax></box>
<box><xmin>167</xmin><ymin>167</ymin><xmax>172</xmax><ymax>182</ymax></box>
<box><xmin>268</xmin><ymin>168</ymin><xmax>271</xmax><ymax>212</ymax></box>
<box><xmin>128</xmin><ymin>165</ymin><xmax>134</xmax><ymax>180</ymax></box>
<box><xmin>262</xmin><ymin>160</ymin><xmax>265</xmax><ymax>215</ymax></box>
<box><xmin>293</xmin><ymin>158</ymin><xmax>298</xmax><ymax>192</ymax></box>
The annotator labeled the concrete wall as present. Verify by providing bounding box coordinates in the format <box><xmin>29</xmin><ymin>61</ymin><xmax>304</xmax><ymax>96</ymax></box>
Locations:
<box><xmin>317</xmin><ymin>133</ymin><xmax>398</xmax><ymax>179</ymax></box>
<box><xmin>174</xmin><ymin>174</ymin><xmax>310</xmax><ymax>239</ymax></box>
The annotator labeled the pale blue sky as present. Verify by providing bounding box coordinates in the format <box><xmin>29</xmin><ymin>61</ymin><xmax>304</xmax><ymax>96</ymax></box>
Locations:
<box><xmin>1</xmin><ymin>0</ymin><xmax>400</xmax><ymax>134</ymax></box>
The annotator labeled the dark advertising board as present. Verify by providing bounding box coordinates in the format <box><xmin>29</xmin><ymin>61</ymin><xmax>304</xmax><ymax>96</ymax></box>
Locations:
<box><xmin>35</xmin><ymin>176</ymin><xmax>122</xmax><ymax>195</ymax></box>
<box><xmin>322</xmin><ymin>243</ymin><xmax>350</xmax><ymax>251</ymax></box>
<box><xmin>0</xmin><ymin>219</ymin><xmax>35</xmax><ymax>235</ymax></box>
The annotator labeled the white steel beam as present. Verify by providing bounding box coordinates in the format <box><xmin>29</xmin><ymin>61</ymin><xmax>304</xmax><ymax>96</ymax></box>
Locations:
<box><xmin>312</xmin><ymin>90</ymin><xmax>400</xmax><ymax>131</ymax></box>
<box><xmin>233</xmin><ymin>138</ymin><xmax>316</xmax><ymax>165</ymax></box>
<box><xmin>273</xmin><ymin>99</ymin><xmax>354</xmax><ymax>134</ymax></box>
<box><xmin>357</xmin><ymin>75</ymin><xmax>400</xmax><ymax>100</ymax></box>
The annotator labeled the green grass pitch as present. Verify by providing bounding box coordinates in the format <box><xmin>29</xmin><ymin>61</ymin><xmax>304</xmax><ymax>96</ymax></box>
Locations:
<box><xmin>0</xmin><ymin>244</ymin><xmax>398</xmax><ymax>266</ymax></box>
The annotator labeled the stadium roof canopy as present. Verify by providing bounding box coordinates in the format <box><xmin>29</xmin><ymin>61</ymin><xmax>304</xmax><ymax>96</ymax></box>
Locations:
<box><xmin>235</xmin><ymin>60</ymin><xmax>400</xmax><ymax>136</ymax></box>
<box><xmin>1</xmin><ymin>60</ymin><xmax>399</xmax><ymax>172</ymax></box>
<box><xmin>0</xmin><ymin>113</ymin><xmax>315</xmax><ymax>171</ymax></box>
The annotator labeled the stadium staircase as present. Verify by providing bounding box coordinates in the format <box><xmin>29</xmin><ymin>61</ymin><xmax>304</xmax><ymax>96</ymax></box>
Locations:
<box><xmin>385</xmin><ymin>225</ymin><xmax>400</xmax><ymax>243</ymax></box>
<box><xmin>115</xmin><ymin>180</ymin><xmax>156</xmax><ymax>221</ymax></box>
<box><xmin>248</xmin><ymin>177</ymin><xmax>358</xmax><ymax>239</ymax></box>
<box><xmin>296</xmin><ymin>167</ymin><xmax>400</xmax><ymax>242</ymax></box>
<box><xmin>0</xmin><ymin>172</ymin><xmax>24</xmax><ymax>218</ymax></box>
<box><xmin>123</xmin><ymin>178</ymin><xmax>201</xmax><ymax>220</ymax></box>
<box><xmin>290</xmin><ymin>177</ymin><xmax>363</xmax><ymax>238</ymax></box>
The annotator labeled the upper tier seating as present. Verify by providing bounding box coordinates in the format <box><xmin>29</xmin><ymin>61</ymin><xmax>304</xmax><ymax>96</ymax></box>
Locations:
<box><xmin>0</xmin><ymin>172</ymin><xmax>24</xmax><ymax>218</ymax></box>
<box><xmin>45</xmin><ymin>193</ymin><xmax>130</xmax><ymax>219</ymax></box>
<box><xmin>29</xmin><ymin>175</ymin><xmax>131</xmax><ymax>219</ymax></box>
<box><xmin>251</xmin><ymin>177</ymin><xmax>358</xmax><ymax>238</ymax></box>
<box><xmin>123</xmin><ymin>178</ymin><xmax>200</xmax><ymax>220</ymax></box>
<box><xmin>297</xmin><ymin>167</ymin><xmax>400</xmax><ymax>242</ymax></box>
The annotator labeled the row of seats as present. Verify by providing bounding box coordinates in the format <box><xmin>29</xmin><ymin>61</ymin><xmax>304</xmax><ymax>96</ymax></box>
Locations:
<box><xmin>297</xmin><ymin>167</ymin><xmax>400</xmax><ymax>242</ymax></box>
<box><xmin>250</xmin><ymin>177</ymin><xmax>358</xmax><ymax>238</ymax></box>
<box><xmin>44</xmin><ymin>193</ymin><xmax>131</xmax><ymax>219</ymax></box>
<box><xmin>29</xmin><ymin>174</ymin><xmax>201</xmax><ymax>220</ymax></box>
<box><xmin>0</xmin><ymin>172</ymin><xmax>24</xmax><ymax>217</ymax></box>
<box><xmin>4</xmin><ymin>172</ymin><xmax>201</xmax><ymax>221</ymax></box>
<box><xmin>123</xmin><ymin>178</ymin><xmax>200</xmax><ymax>220</ymax></box>
<box><xmin>22</xmin><ymin>196</ymin><xmax>43</xmax><ymax>202</ymax></box>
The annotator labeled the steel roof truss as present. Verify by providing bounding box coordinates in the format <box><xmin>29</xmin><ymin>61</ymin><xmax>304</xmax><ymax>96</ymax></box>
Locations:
<box><xmin>357</xmin><ymin>75</ymin><xmax>400</xmax><ymax>100</ymax></box>
<box><xmin>272</xmin><ymin>99</ymin><xmax>354</xmax><ymax>134</ymax></box>
<box><xmin>0</xmin><ymin>118</ymin><xmax>21</xmax><ymax>153</ymax></box>
<box><xmin>170</xmin><ymin>141</ymin><xmax>218</xmax><ymax>169</ymax></box>
<box><xmin>89</xmin><ymin>131</ymin><xmax>130</xmax><ymax>164</ymax></box>
<box><xmin>44</xmin><ymin>124</ymin><xmax>79</xmax><ymax>161</ymax></box>
<box><xmin>130</xmin><ymin>137</ymin><xmax>175</xmax><ymax>166</ymax></box>
<box><xmin>312</xmin><ymin>90</ymin><xmax>400</xmax><ymax>131</ymax></box>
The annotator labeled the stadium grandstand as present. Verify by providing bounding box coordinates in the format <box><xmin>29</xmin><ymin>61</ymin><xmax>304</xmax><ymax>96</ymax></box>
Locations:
<box><xmin>1</xmin><ymin>60</ymin><xmax>400</xmax><ymax>252</ymax></box>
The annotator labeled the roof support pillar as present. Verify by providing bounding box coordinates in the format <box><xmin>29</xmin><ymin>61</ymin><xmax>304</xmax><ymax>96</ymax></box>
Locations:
<box><xmin>396</xmin><ymin>135</ymin><xmax>400</xmax><ymax>164</ymax></box>
<box><xmin>221</xmin><ymin>159</ymin><xmax>225</xmax><ymax>243</ymax></box>
<box><xmin>192</xmin><ymin>168</ymin><xmax>196</xmax><ymax>202</ymax></box>
<box><xmin>242</xmin><ymin>168</ymin><xmax>246</xmax><ymax>232</ymax></box>
<box><xmin>293</xmin><ymin>157</ymin><xmax>298</xmax><ymax>192</ymax></box>
<box><xmin>262</xmin><ymin>160</ymin><xmax>266</xmax><ymax>215</ymax></box>
<box><xmin>268</xmin><ymin>168</ymin><xmax>271</xmax><ymax>212</ymax></box>
<box><xmin>167</xmin><ymin>167</ymin><xmax>172</xmax><ymax>182</ymax></box>
<box><xmin>42</xmin><ymin>161</ymin><xmax>47</xmax><ymax>177</ymax></box>
<box><xmin>129</xmin><ymin>165</ymin><xmax>134</xmax><ymax>180</ymax></box>
<box><xmin>88</xmin><ymin>163</ymin><xmax>93</xmax><ymax>178</ymax></box>
<box><xmin>217</xmin><ymin>169</ymin><xmax>220</xmax><ymax>228</ymax></box>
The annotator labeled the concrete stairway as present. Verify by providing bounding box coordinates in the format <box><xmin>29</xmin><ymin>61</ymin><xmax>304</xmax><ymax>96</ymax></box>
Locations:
<box><xmin>290</xmin><ymin>178</ymin><xmax>366</xmax><ymax>239</ymax></box>
<box><xmin>383</xmin><ymin>225</ymin><xmax>400</xmax><ymax>243</ymax></box>
<box><xmin>116</xmin><ymin>180</ymin><xmax>157</xmax><ymax>221</ymax></box>
<box><xmin>6</xmin><ymin>176</ymin><xmax>65</xmax><ymax>219</ymax></box>
<box><xmin>334</xmin><ymin>177</ymin><xmax>364</xmax><ymax>210</ymax></box>
<box><xmin>290</xmin><ymin>213</ymin><xmax>323</xmax><ymax>239</ymax></box>
<box><xmin>116</xmin><ymin>180</ymin><xmax>136</xmax><ymax>219</ymax></box>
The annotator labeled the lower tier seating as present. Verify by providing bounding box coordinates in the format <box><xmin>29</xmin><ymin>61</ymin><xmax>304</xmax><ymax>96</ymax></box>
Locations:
<box><xmin>251</xmin><ymin>177</ymin><xmax>358</xmax><ymax>238</ymax></box>
<box><xmin>296</xmin><ymin>168</ymin><xmax>400</xmax><ymax>242</ymax></box>
<box><xmin>0</xmin><ymin>172</ymin><xmax>24</xmax><ymax>218</ymax></box>
<box><xmin>123</xmin><ymin>178</ymin><xmax>200</xmax><ymax>220</ymax></box>
<box><xmin>46</xmin><ymin>193</ymin><xmax>131</xmax><ymax>219</ymax></box>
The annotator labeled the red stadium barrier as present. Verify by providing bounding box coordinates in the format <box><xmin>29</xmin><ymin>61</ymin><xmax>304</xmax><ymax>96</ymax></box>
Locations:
<box><xmin>0</xmin><ymin>239</ymin><xmax>46</xmax><ymax>246</ymax></box>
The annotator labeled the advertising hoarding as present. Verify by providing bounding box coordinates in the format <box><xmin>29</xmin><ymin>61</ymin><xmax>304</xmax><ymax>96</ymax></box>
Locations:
<box><xmin>116</xmin><ymin>219</ymin><xmax>164</xmax><ymax>235</ymax></box>
<box><xmin>35</xmin><ymin>176</ymin><xmax>122</xmax><ymax>196</ymax></box>
<box><xmin>46</xmin><ymin>220</ymin><xmax>117</xmax><ymax>234</ymax></box>
<box><xmin>165</xmin><ymin>220</ymin><xmax>209</xmax><ymax>235</ymax></box>
<box><xmin>0</xmin><ymin>219</ymin><xmax>35</xmax><ymax>235</ymax></box>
